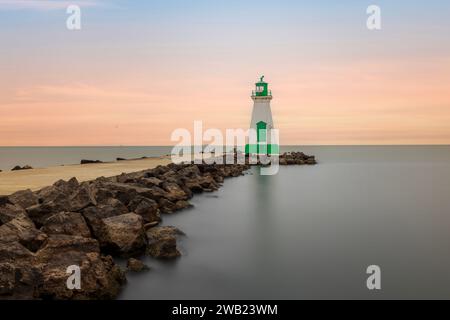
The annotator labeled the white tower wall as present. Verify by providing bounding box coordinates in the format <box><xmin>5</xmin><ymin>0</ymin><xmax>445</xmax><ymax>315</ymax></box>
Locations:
<box><xmin>250</xmin><ymin>97</ymin><xmax>274</xmax><ymax>131</ymax></box>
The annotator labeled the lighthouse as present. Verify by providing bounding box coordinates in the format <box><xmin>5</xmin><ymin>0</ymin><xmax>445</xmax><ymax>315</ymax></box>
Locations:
<box><xmin>245</xmin><ymin>76</ymin><xmax>279</xmax><ymax>155</ymax></box>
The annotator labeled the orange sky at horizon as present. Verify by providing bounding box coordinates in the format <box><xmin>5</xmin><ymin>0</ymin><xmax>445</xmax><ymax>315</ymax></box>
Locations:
<box><xmin>2</xmin><ymin>56</ymin><xmax>450</xmax><ymax>146</ymax></box>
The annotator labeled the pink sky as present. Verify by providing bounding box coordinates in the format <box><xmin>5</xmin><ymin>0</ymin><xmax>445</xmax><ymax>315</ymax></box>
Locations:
<box><xmin>1</xmin><ymin>1</ymin><xmax>450</xmax><ymax>146</ymax></box>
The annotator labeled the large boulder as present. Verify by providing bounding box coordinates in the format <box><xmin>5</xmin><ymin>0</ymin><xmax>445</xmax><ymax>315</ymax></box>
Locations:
<box><xmin>36</xmin><ymin>179</ymin><xmax>96</xmax><ymax>213</ymax></box>
<box><xmin>53</xmin><ymin>177</ymin><xmax>80</xmax><ymax>194</ymax></box>
<box><xmin>158</xmin><ymin>198</ymin><xmax>177</xmax><ymax>214</ymax></box>
<box><xmin>161</xmin><ymin>182</ymin><xmax>188</xmax><ymax>201</ymax></box>
<box><xmin>29</xmin><ymin>179</ymin><xmax>86</xmax><ymax>226</ymax></box>
<box><xmin>0</xmin><ymin>203</ymin><xmax>26</xmax><ymax>224</ymax></box>
<box><xmin>184</xmin><ymin>179</ymin><xmax>204</xmax><ymax>193</ymax></box>
<box><xmin>69</xmin><ymin>182</ymin><xmax>97</xmax><ymax>212</ymax></box>
<box><xmin>0</xmin><ymin>215</ymin><xmax>47</xmax><ymax>252</ymax></box>
<box><xmin>136</xmin><ymin>177</ymin><xmax>162</xmax><ymax>188</ymax></box>
<box><xmin>0</xmin><ymin>196</ymin><xmax>10</xmax><ymax>206</ymax></box>
<box><xmin>8</xmin><ymin>189</ymin><xmax>39</xmax><ymax>209</ymax></box>
<box><xmin>177</xmin><ymin>165</ymin><xmax>201</xmax><ymax>178</ymax></box>
<box><xmin>0</xmin><ymin>241</ymin><xmax>42</xmax><ymax>299</ymax></box>
<box><xmin>174</xmin><ymin>200</ymin><xmax>192</xmax><ymax>211</ymax></box>
<box><xmin>127</xmin><ymin>196</ymin><xmax>160</xmax><ymax>223</ymax></box>
<box><xmin>146</xmin><ymin>226</ymin><xmax>184</xmax><ymax>259</ymax></box>
<box><xmin>100</xmin><ymin>213</ymin><xmax>146</xmax><ymax>256</ymax></box>
<box><xmin>36</xmin><ymin>235</ymin><xmax>126</xmax><ymax>300</ymax></box>
<box><xmin>81</xmin><ymin>199</ymin><xmax>128</xmax><ymax>240</ymax></box>
<box><xmin>145</xmin><ymin>186</ymin><xmax>170</xmax><ymax>201</ymax></box>
<box><xmin>97</xmin><ymin>182</ymin><xmax>158</xmax><ymax>206</ymax></box>
<box><xmin>36</xmin><ymin>177</ymin><xmax>80</xmax><ymax>204</ymax></box>
<box><xmin>26</xmin><ymin>200</ymin><xmax>68</xmax><ymax>228</ymax></box>
<box><xmin>41</xmin><ymin>212</ymin><xmax>91</xmax><ymax>238</ymax></box>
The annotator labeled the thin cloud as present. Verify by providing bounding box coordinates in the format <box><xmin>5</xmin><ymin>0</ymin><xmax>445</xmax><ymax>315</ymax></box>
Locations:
<box><xmin>0</xmin><ymin>0</ymin><xmax>102</xmax><ymax>11</ymax></box>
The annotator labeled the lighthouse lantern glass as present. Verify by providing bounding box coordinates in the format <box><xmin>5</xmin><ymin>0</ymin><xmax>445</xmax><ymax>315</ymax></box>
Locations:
<box><xmin>255</xmin><ymin>81</ymin><xmax>268</xmax><ymax>96</ymax></box>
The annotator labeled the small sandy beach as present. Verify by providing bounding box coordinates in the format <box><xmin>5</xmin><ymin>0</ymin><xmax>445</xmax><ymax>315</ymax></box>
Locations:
<box><xmin>0</xmin><ymin>157</ymin><xmax>172</xmax><ymax>195</ymax></box>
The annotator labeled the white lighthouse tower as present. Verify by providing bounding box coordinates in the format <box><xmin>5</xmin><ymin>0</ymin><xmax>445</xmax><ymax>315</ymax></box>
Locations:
<box><xmin>246</xmin><ymin>76</ymin><xmax>279</xmax><ymax>155</ymax></box>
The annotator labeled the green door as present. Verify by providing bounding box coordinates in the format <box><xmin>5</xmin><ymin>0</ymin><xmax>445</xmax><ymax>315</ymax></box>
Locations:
<box><xmin>257</xmin><ymin>121</ymin><xmax>267</xmax><ymax>154</ymax></box>
<box><xmin>257</xmin><ymin>121</ymin><xmax>267</xmax><ymax>143</ymax></box>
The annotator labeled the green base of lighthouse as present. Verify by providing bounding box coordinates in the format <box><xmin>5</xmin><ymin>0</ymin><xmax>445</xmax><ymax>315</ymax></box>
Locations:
<box><xmin>245</xmin><ymin>144</ymin><xmax>279</xmax><ymax>155</ymax></box>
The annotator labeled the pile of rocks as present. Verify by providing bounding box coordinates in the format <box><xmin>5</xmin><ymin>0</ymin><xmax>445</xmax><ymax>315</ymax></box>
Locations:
<box><xmin>279</xmin><ymin>152</ymin><xmax>316</xmax><ymax>165</ymax></box>
<box><xmin>0</xmin><ymin>162</ymin><xmax>249</xmax><ymax>300</ymax></box>
<box><xmin>211</xmin><ymin>152</ymin><xmax>317</xmax><ymax>166</ymax></box>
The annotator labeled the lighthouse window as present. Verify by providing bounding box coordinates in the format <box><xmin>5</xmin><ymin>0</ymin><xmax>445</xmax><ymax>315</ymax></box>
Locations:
<box><xmin>257</xmin><ymin>86</ymin><xmax>263</xmax><ymax>92</ymax></box>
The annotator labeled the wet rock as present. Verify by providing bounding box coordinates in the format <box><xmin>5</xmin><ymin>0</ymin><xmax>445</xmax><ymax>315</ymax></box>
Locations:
<box><xmin>126</xmin><ymin>258</ymin><xmax>149</xmax><ymax>272</ymax></box>
<box><xmin>36</xmin><ymin>235</ymin><xmax>126</xmax><ymax>300</ymax></box>
<box><xmin>0</xmin><ymin>215</ymin><xmax>47</xmax><ymax>252</ymax></box>
<box><xmin>101</xmin><ymin>213</ymin><xmax>146</xmax><ymax>257</ymax></box>
<box><xmin>127</xmin><ymin>196</ymin><xmax>160</xmax><ymax>224</ymax></box>
<box><xmin>41</xmin><ymin>212</ymin><xmax>91</xmax><ymax>238</ymax></box>
<box><xmin>8</xmin><ymin>189</ymin><xmax>39</xmax><ymax>209</ymax></box>
<box><xmin>146</xmin><ymin>226</ymin><xmax>184</xmax><ymax>259</ymax></box>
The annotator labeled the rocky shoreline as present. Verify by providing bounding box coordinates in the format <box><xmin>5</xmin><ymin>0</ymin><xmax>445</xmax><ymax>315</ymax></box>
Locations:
<box><xmin>0</xmin><ymin>152</ymin><xmax>316</xmax><ymax>300</ymax></box>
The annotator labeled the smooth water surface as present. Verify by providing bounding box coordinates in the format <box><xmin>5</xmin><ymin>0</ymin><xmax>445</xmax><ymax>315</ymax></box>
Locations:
<box><xmin>117</xmin><ymin>146</ymin><xmax>450</xmax><ymax>299</ymax></box>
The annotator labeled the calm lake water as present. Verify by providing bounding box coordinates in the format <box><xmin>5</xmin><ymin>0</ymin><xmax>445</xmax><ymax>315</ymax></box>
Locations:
<box><xmin>2</xmin><ymin>146</ymin><xmax>450</xmax><ymax>298</ymax></box>
<box><xmin>114</xmin><ymin>145</ymin><xmax>450</xmax><ymax>300</ymax></box>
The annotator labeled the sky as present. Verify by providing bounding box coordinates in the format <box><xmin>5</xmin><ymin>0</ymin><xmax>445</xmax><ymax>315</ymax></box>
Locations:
<box><xmin>0</xmin><ymin>0</ymin><xmax>450</xmax><ymax>146</ymax></box>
